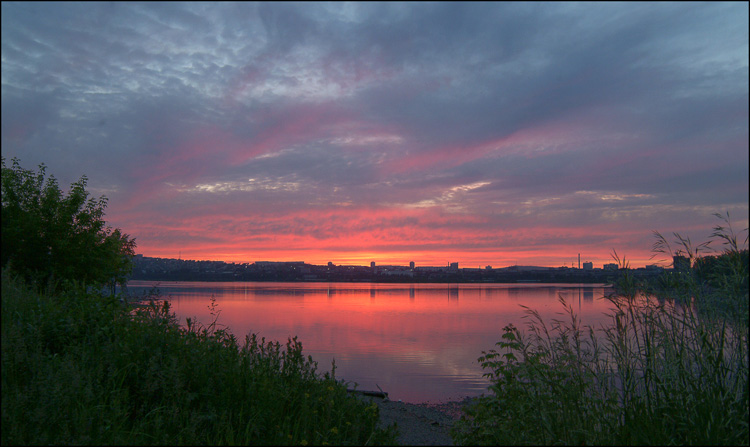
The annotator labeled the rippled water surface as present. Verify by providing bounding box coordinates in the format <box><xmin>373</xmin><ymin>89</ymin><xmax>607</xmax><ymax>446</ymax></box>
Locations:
<box><xmin>126</xmin><ymin>281</ymin><xmax>616</xmax><ymax>403</ymax></box>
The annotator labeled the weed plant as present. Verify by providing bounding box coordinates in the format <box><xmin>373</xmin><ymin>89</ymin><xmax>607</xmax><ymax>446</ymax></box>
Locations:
<box><xmin>1</xmin><ymin>269</ymin><xmax>397</xmax><ymax>445</ymax></box>
<box><xmin>453</xmin><ymin>215</ymin><xmax>749</xmax><ymax>445</ymax></box>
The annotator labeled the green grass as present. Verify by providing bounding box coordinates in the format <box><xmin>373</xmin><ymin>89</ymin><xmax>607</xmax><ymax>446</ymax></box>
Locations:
<box><xmin>1</xmin><ymin>269</ymin><xmax>398</xmax><ymax>445</ymax></box>
<box><xmin>453</xmin><ymin>217</ymin><xmax>749</xmax><ymax>445</ymax></box>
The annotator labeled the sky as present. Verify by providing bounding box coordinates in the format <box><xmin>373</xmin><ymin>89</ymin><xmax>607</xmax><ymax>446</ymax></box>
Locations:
<box><xmin>2</xmin><ymin>2</ymin><xmax>748</xmax><ymax>268</ymax></box>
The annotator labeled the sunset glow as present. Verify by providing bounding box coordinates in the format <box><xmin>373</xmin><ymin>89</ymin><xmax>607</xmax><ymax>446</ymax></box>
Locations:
<box><xmin>2</xmin><ymin>2</ymin><xmax>747</xmax><ymax>268</ymax></box>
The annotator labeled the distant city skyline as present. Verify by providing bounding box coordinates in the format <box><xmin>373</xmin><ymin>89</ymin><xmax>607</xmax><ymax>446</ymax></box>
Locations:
<box><xmin>129</xmin><ymin>253</ymin><xmax>650</xmax><ymax>284</ymax></box>
<box><xmin>2</xmin><ymin>3</ymin><xmax>747</xmax><ymax>269</ymax></box>
<box><xmin>134</xmin><ymin>252</ymin><xmax>654</xmax><ymax>271</ymax></box>
<box><xmin>143</xmin><ymin>254</ymin><xmax>621</xmax><ymax>270</ymax></box>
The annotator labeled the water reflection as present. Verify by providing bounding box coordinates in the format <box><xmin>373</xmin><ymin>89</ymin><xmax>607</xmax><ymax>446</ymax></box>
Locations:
<box><xmin>126</xmin><ymin>281</ymin><xmax>615</xmax><ymax>403</ymax></box>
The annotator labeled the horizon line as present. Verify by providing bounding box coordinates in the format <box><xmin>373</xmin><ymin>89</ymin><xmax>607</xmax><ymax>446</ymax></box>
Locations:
<box><xmin>133</xmin><ymin>253</ymin><xmax>672</xmax><ymax>270</ymax></box>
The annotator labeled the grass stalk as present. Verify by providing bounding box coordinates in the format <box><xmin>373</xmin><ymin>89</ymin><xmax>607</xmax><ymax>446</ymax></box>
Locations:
<box><xmin>454</xmin><ymin>215</ymin><xmax>749</xmax><ymax>445</ymax></box>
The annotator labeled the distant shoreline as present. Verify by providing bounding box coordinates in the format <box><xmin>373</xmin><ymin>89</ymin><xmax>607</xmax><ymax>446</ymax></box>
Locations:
<box><xmin>126</xmin><ymin>277</ymin><xmax>617</xmax><ymax>285</ymax></box>
<box><xmin>129</xmin><ymin>255</ymin><xmax>663</xmax><ymax>284</ymax></box>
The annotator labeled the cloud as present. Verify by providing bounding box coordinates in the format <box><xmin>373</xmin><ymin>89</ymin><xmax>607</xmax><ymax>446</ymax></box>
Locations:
<box><xmin>2</xmin><ymin>2</ymin><xmax>747</xmax><ymax>267</ymax></box>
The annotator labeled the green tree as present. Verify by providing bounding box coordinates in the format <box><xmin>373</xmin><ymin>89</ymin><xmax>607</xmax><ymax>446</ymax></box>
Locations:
<box><xmin>1</xmin><ymin>157</ymin><xmax>136</xmax><ymax>291</ymax></box>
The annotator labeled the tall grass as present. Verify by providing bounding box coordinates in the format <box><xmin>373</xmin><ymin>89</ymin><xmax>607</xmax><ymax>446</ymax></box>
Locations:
<box><xmin>454</xmin><ymin>216</ymin><xmax>749</xmax><ymax>445</ymax></box>
<box><xmin>1</xmin><ymin>269</ymin><xmax>397</xmax><ymax>445</ymax></box>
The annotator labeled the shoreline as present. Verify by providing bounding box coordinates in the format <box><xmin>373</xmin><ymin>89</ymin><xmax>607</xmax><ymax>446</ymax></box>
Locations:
<box><xmin>365</xmin><ymin>395</ymin><xmax>479</xmax><ymax>446</ymax></box>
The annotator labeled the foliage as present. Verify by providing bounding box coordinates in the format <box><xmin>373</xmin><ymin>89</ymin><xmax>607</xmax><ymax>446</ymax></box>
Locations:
<box><xmin>1</xmin><ymin>268</ymin><xmax>398</xmax><ymax>445</ymax></box>
<box><xmin>1</xmin><ymin>157</ymin><xmax>136</xmax><ymax>291</ymax></box>
<box><xmin>648</xmin><ymin>212</ymin><xmax>748</xmax><ymax>322</ymax></box>
<box><xmin>454</xmin><ymin>214</ymin><xmax>749</xmax><ymax>445</ymax></box>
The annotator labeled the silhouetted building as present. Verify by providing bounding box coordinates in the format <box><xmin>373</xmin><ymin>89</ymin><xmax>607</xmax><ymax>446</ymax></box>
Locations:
<box><xmin>673</xmin><ymin>255</ymin><xmax>690</xmax><ymax>271</ymax></box>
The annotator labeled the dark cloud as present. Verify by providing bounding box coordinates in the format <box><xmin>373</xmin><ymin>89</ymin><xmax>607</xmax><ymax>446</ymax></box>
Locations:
<box><xmin>2</xmin><ymin>2</ymin><xmax>747</xmax><ymax>266</ymax></box>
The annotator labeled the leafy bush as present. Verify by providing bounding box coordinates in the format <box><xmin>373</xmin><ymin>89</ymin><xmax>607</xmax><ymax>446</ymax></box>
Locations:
<box><xmin>1</xmin><ymin>157</ymin><xmax>136</xmax><ymax>291</ymax></box>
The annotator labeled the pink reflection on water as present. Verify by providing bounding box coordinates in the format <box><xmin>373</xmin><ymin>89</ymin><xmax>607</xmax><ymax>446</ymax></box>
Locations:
<box><xmin>128</xmin><ymin>281</ymin><xmax>616</xmax><ymax>403</ymax></box>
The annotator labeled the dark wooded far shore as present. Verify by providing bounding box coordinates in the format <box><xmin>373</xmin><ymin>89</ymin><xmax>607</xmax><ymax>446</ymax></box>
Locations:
<box><xmin>129</xmin><ymin>254</ymin><xmax>673</xmax><ymax>283</ymax></box>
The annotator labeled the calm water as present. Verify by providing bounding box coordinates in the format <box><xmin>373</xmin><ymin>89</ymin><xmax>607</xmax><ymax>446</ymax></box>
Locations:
<box><xmin>126</xmin><ymin>281</ymin><xmax>616</xmax><ymax>403</ymax></box>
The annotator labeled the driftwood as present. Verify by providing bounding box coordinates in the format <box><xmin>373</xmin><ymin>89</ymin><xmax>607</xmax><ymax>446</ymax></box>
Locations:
<box><xmin>347</xmin><ymin>385</ymin><xmax>389</xmax><ymax>399</ymax></box>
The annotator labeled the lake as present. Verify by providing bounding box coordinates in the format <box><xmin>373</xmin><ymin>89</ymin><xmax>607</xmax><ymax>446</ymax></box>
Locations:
<box><xmin>125</xmin><ymin>281</ymin><xmax>616</xmax><ymax>403</ymax></box>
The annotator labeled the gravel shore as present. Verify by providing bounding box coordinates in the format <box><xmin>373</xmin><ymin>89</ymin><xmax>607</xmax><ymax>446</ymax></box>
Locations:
<box><xmin>363</xmin><ymin>396</ymin><xmax>478</xmax><ymax>446</ymax></box>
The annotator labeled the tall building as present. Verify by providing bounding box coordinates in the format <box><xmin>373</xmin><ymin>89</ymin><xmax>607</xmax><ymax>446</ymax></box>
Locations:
<box><xmin>673</xmin><ymin>255</ymin><xmax>690</xmax><ymax>271</ymax></box>
<box><xmin>409</xmin><ymin>261</ymin><xmax>415</xmax><ymax>269</ymax></box>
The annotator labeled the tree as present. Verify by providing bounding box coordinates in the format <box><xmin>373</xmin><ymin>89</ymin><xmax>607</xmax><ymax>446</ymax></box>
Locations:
<box><xmin>1</xmin><ymin>157</ymin><xmax>136</xmax><ymax>291</ymax></box>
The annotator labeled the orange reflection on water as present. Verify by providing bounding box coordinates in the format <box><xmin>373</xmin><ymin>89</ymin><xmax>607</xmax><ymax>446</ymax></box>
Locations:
<box><xmin>128</xmin><ymin>281</ymin><xmax>616</xmax><ymax>403</ymax></box>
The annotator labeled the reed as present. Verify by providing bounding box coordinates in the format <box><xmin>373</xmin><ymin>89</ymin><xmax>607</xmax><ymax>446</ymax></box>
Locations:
<box><xmin>1</xmin><ymin>269</ymin><xmax>398</xmax><ymax>445</ymax></box>
<box><xmin>454</xmin><ymin>216</ymin><xmax>748</xmax><ymax>445</ymax></box>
